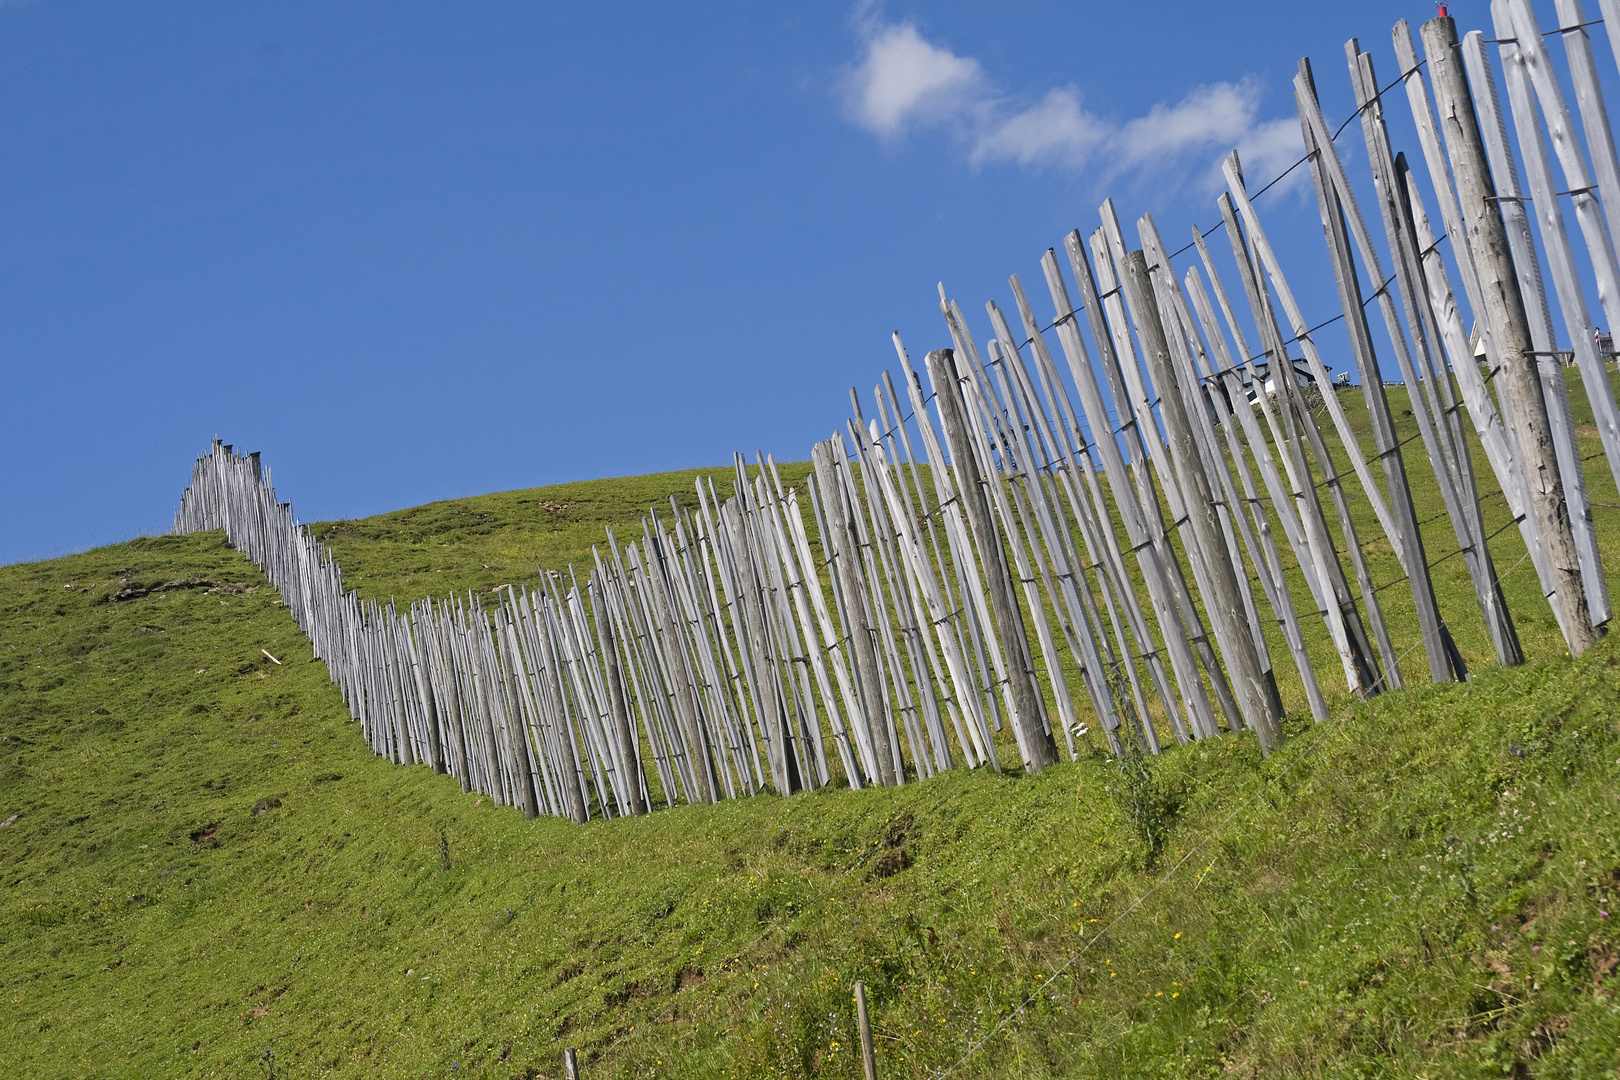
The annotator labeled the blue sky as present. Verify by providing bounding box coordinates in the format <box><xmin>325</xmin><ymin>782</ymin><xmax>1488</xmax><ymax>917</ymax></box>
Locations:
<box><xmin>1</xmin><ymin>1</ymin><xmax>1602</xmax><ymax>563</ymax></box>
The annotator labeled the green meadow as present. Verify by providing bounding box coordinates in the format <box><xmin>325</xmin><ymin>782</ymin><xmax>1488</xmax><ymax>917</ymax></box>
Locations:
<box><xmin>4</xmin><ymin>379</ymin><xmax>1620</xmax><ymax>1077</ymax></box>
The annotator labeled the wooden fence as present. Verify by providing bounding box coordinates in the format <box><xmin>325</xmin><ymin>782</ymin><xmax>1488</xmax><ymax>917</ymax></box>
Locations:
<box><xmin>176</xmin><ymin>6</ymin><xmax>1620</xmax><ymax>822</ymax></box>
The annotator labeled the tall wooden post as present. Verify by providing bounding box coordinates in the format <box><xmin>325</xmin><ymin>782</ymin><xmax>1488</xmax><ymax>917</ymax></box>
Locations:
<box><xmin>1422</xmin><ymin>14</ymin><xmax>1600</xmax><ymax>655</ymax></box>
<box><xmin>1122</xmin><ymin>250</ymin><xmax>1283</xmax><ymax>755</ymax></box>
<box><xmin>1296</xmin><ymin>60</ymin><xmax>1463</xmax><ymax>683</ymax></box>
<box><xmin>406</xmin><ymin>624</ymin><xmax>447</xmax><ymax>774</ymax></box>
<box><xmin>925</xmin><ymin>348</ymin><xmax>1058</xmax><ymax>775</ymax></box>
<box><xmin>496</xmin><ymin>612</ymin><xmax>542</xmax><ymax>821</ymax></box>
<box><xmin>722</xmin><ymin>500</ymin><xmax>800</xmax><ymax>794</ymax></box>
<box><xmin>647</xmin><ymin>539</ymin><xmax>720</xmax><ymax>804</ymax></box>
<box><xmin>812</xmin><ymin>439</ymin><xmax>898</xmax><ymax>786</ymax></box>
<box><xmin>529</xmin><ymin>601</ymin><xmax>588</xmax><ymax>821</ymax></box>
<box><xmin>592</xmin><ymin>581</ymin><xmax>647</xmax><ymax>815</ymax></box>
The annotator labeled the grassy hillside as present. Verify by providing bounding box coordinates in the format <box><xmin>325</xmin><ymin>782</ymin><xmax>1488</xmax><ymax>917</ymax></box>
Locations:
<box><xmin>307</xmin><ymin>464</ymin><xmax>810</xmax><ymax>608</ymax></box>
<box><xmin>5</xmin><ymin>426</ymin><xmax>1620</xmax><ymax>1076</ymax></box>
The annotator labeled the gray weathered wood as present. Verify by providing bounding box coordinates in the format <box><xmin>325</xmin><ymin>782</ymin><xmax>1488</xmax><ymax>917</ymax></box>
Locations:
<box><xmin>1423</xmin><ymin>12</ymin><xmax>1600</xmax><ymax>654</ymax></box>
<box><xmin>1349</xmin><ymin>41</ymin><xmax>1523</xmax><ymax>668</ymax></box>
<box><xmin>1479</xmin><ymin>16</ymin><xmax>1617</xmax><ymax>625</ymax></box>
<box><xmin>855</xmin><ymin>980</ymin><xmax>877</xmax><ymax>1080</ymax></box>
<box><xmin>1009</xmin><ymin>273</ymin><xmax>1160</xmax><ymax>747</ymax></box>
<box><xmin>1296</xmin><ymin>61</ymin><xmax>1462</xmax><ymax>683</ymax></box>
<box><xmin>1222</xmin><ymin>157</ymin><xmax>1405</xmax><ymax>691</ymax></box>
<box><xmin>1123</xmin><ymin>244</ymin><xmax>1282</xmax><ymax>752</ymax></box>
<box><xmin>925</xmin><ymin>347</ymin><xmax>1058</xmax><ymax>773</ymax></box>
<box><xmin>1097</xmin><ymin>211</ymin><xmax>1245</xmax><ymax>736</ymax></box>
<box><xmin>813</xmin><ymin>438</ymin><xmax>898</xmax><ymax>785</ymax></box>
<box><xmin>1182</xmin><ymin>260</ymin><xmax>1331</xmax><ymax>722</ymax></box>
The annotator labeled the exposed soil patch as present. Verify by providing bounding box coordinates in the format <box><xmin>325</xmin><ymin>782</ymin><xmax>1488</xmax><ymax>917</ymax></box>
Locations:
<box><xmin>870</xmin><ymin>847</ymin><xmax>910</xmax><ymax>879</ymax></box>
<box><xmin>103</xmin><ymin>579</ymin><xmax>256</xmax><ymax>603</ymax></box>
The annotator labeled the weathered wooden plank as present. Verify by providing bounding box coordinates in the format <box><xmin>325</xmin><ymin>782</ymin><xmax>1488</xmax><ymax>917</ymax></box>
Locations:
<box><xmin>1135</xmin><ymin>222</ymin><xmax>1290</xmax><ymax>719</ymax></box>
<box><xmin>721</xmin><ymin>491</ymin><xmax>801</xmax><ymax>793</ymax></box>
<box><xmin>1210</xmin><ymin>192</ymin><xmax>1385</xmax><ymax>694</ymax></box>
<box><xmin>1348</xmin><ymin>42</ymin><xmax>1523</xmax><ymax>667</ymax></box>
<box><xmin>588</xmin><ymin>575</ymin><xmax>647</xmax><ymax>815</ymax></box>
<box><xmin>1389</xmin><ymin>24</ymin><xmax>1558</xmax><ymax>620</ymax></box>
<box><xmin>1223</xmin><ymin>158</ymin><xmax>1405</xmax><ymax>691</ymax></box>
<box><xmin>925</xmin><ymin>346</ymin><xmax>1058</xmax><ymax>773</ymax></box>
<box><xmin>880</xmin><ymin>350</ymin><xmax>993</xmax><ymax>766</ymax></box>
<box><xmin>1464</xmin><ymin>21</ymin><xmax>1606</xmax><ymax>625</ymax></box>
<box><xmin>1124</xmin><ymin>241</ymin><xmax>1282</xmax><ymax>751</ymax></box>
<box><xmin>871</xmin><ymin>382</ymin><xmax>959</xmax><ymax>771</ymax></box>
<box><xmin>1477</xmin><ymin>18</ymin><xmax>1617</xmax><ymax>624</ymax></box>
<box><xmin>863</xmin><ymin>426</ymin><xmax>994</xmax><ymax>766</ymax></box>
<box><xmin>1007</xmin><ymin>274</ymin><xmax>1160</xmax><ymax>747</ymax></box>
<box><xmin>938</xmin><ymin>298</ymin><xmax>1058</xmax><ymax>737</ymax></box>
<box><xmin>1422</xmin><ymin>12</ymin><xmax>1600</xmax><ymax>654</ymax></box>
<box><xmin>767</xmin><ymin>479</ymin><xmax>868</xmax><ymax>783</ymax></box>
<box><xmin>1096</xmin><ymin>212</ymin><xmax>1246</xmax><ymax>736</ymax></box>
<box><xmin>1182</xmin><ymin>262</ymin><xmax>1331</xmax><ymax>722</ymax></box>
<box><xmin>893</xmin><ymin>345</ymin><xmax>1006</xmax><ymax>762</ymax></box>
<box><xmin>959</xmin><ymin>343</ymin><xmax>1089</xmax><ymax>757</ymax></box>
<box><xmin>1050</xmin><ymin>236</ymin><xmax>1213</xmax><ymax>747</ymax></box>
<box><xmin>813</xmin><ymin>437</ymin><xmax>899</xmax><ymax>785</ymax></box>
<box><xmin>747</xmin><ymin>468</ymin><xmax>831</xmax><ymax>787</ymax></box>
<box><xmin>1295</xmin><ymin>64</ymin><xmax>1463</xmax><ymax>683</ymax></box>
<box><xmin>657</xmin><ymin>508</ymin><xmax>750</xmax><ymax>796</ymax></box>
<box><xmin>693</xmin><ymin>479</ymin><xmax>769</xmax><ymax>786</ymax></box>
<box><xmin>596</xmin><ymin>541</ymin><xmax>680</xmax><ymax>808</ymax></box>
<box><xmin>619</xmin><ymin>535</ymin><xmax>700</xmax><ymax>805</ymax></box>
<box><xmin>982</xmin><ymin>305</ymin><xmax>1124</xmax><ymax>748</ymax></box>
<box><xmin>843</xmin><ymin>419</ymin><xmax>937</xmax><ymax>774</ymax></box>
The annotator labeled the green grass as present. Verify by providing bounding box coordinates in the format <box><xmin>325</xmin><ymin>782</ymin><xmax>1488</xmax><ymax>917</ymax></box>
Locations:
<box><xmin>6</xmin><ymin>428</ymin><xmax>1620</xmax><ymax>1076</ymax></box>
<box><xmin>306</xmin><ymin>464</ymin><xmax>812</xmax><ymax>608</ymax></box>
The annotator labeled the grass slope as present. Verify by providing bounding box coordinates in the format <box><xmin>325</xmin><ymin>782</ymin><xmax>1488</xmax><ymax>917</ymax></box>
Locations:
<box><xmin>5</xmin><ymin>478</ymin><xmax>1620</xmax><ymax>1076</ymax></box>
<box><xmin>307</xmin><ymin>464</ymin><xmax>810</xmax><ymax>608</ymax></box>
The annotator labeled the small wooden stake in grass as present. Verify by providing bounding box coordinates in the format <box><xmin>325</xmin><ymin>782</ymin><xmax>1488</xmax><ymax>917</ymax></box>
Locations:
<box><xmin>563</xmin><ymin>1046</ymin><xmax>579</xmax><ymax>1080</ymax></box>
<box><xmin>854</xmin><ymin>980</ymin><xmax>877</xmax><ymax>1080</ymax></box>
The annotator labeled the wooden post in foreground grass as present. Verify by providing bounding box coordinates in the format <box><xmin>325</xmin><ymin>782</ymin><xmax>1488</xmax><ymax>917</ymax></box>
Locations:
<box><xmin>925</xmin><ymin>348</ymin><xmax>1058</xmax><ymax>775</ymax></box>
<box><xmin>854</xmin><ymin>981</ymin><xmax>877</xmax><ymax>1080</ymax></box>
<box><xmin>1423</xmin><ymin>13</ymin><xmax>1600</xmax><ymax>656</ymax></box>
<box><xmin>563</xmin><ymin>1047</ymin><xmax>580</xmax><ymax>1079</ymax></box>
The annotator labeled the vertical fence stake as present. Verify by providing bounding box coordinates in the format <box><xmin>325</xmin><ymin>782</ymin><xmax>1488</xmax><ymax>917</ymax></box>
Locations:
<box><xmin>563</xmin><ymin>1046</ymin><xmax>579</xmax><ymax>1079</ymax></box>
<box><xmin>925</xmin><ymin>347</ymin><xmax>1058</xmax><ymax>774</ymax></box>
<box><xmin>1423</xmin><ymin>12</ymin><xmax>1601</xmax><ymax>655</ymax></box>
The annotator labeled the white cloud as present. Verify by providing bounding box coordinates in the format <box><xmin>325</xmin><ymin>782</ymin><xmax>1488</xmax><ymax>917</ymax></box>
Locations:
<box><xmin>1114</xmin><ymin>81</ymin><xmax>1264</xmax><ymax>171</ymax></box>
<box><xmin>839</xmin><ymin>11</ymin><xmax>1303</xmax><ymax>194</ymax></box>
<box><xmin>844</xmin><ymin>21</ymin><xmax>985</xmax><ymax>137</ymax></box>
<box><xmin>968</xmin><ymin>87</ymin><xmax>1107</xmax><ymax>170</ymax></box>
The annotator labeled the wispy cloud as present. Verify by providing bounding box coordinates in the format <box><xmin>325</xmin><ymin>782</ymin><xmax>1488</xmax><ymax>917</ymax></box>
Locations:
<box><xmin>838</xmin><ymin>9</ymin><xmax>1302</xmax><ymax>194</ymax></box>
<box><xmin>844</xmin><ymin>19</ymin><xmax>986</xmax><ymax>138</ymax></box>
